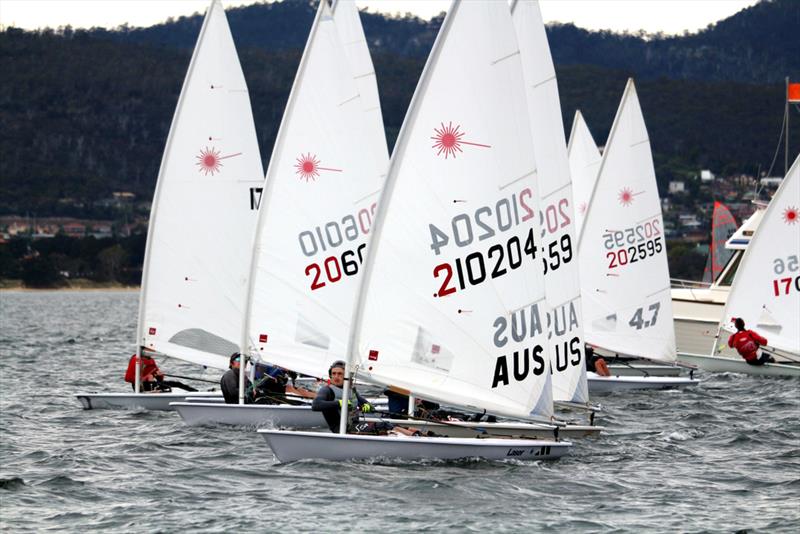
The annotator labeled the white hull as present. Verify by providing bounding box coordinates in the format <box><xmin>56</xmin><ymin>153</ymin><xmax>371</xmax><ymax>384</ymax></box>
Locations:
<box><xmin>75</xmin><ymin>391</ymin><xmax>221</xmax><ymax>411</ymax></box>
<box><xmin>677</xmin><ymin>352</ymin><xmax>800</xmax><ymax>377</ymax></box>
<box><xmin>605</xmin><ymin>364</ymin><xmax>683</xmax><ymax>377</ymax></box>
<box><xmin>366</xmin><ymin>417</ymin><xmax>602</xmax><ymax>439</ymax></box>
<box><xmin>171</xmin><ymin>401</ymin><xmax>327</xmax><ymax>428</ymax></box>
<box><xmin>259</xmin><ymin>429</ymin><xmax>572</xmax><ymax>463</ymax></box>
<box><xmin>587</xmin><ymin>373</ymin><xmax>700</xmax><ymax>394</ymax></box>
<box><xmin>182</xmin><ymin>396</ymin><xmax>226</xmax><ymax>403</ymax></box>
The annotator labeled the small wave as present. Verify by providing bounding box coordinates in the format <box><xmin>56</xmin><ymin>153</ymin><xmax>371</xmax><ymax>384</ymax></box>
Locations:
<box><xmin>659</xmin><ymin>427</ymin><xmax>705</xmax><ymax>442</ymax></box>
<box><xmin>0</xmin><ymin>477</ymin><xmax>26</xmax><ymax>490</ymax></box>
<box><xmin>38</xmin><ymin>475</ymin><xmax>85</xmax><ymax>488</ymax></box>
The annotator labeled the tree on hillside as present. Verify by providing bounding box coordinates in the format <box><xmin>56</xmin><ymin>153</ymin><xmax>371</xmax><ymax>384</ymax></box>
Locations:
<box><xmin>96</xmin><ymin>244</ymin><xmax>128</xmax><ymax>282</ymax></box>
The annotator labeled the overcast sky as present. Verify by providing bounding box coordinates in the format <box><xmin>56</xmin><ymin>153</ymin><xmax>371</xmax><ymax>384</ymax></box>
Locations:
<box><xmin>0</xmin><ymin>0</ymin><xmax>759</xmax><ymax>35</ymax></box>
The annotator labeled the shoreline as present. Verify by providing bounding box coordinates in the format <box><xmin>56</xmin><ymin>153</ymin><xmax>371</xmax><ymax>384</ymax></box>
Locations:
<box><xmin>0</xmin><ymin>280</ymin><xmax>139</xmax><ymax>291</ymax></box>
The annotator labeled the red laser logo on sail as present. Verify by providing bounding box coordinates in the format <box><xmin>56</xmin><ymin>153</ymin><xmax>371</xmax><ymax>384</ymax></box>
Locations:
<box><xmin>783</xmin><ymin>206</ymin><xmax>799</xmax><ymax>225</ymax></box>
<box><xmin>195</xmin><ymin>146</ymin><xmax>242</xmax><ymax>176</ymax></box>
<box><xmin>294</xmin><ymin>153</ymin><xmax>342</xmax><ymax>182</ymax></box>
<box><xmin>578</xmin><ymin>202</ymin><xmax>588</xmax><ymax>215</ymax></box>
<box><xmin>618</xmin><ymin>187</ymin><xmax>635</xmax><ymax>206</ymax></box>
<box><xmin>431</xmin><ymin>122</ymin><xmax>490</xmax><ymax>159</ymax></box>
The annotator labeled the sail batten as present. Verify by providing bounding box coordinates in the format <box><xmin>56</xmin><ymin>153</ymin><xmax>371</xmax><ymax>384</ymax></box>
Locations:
<box><xmin>332</xmin><ymin>0</ymin><xmax>389</xmax><ymax>164</ymax></box>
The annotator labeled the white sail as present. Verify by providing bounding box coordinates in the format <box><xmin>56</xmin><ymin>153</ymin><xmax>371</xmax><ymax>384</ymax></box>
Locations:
<box><xmin>332</xmin><ymin>0</ymin><xmax>389</xmax><ymax>164</ymax></box>
<box><xmin>243</xmin><ymin>0</ymin><xmax>384</xmax><ymax>379</ymax></box>
<box><xmin>138</xmin><ymin>0</ymin><xmax>264</xmax><ymax>370</ymax></box>
<box><xmin>577</xmin><ymin>79</ymin><xmax>676</xmax><ymax>362</ymax></box>
<box><xmin>350</xmin><ymin>0</ymin><xmax>553</xmax><ymax>420</ymax></box>
<box><xmin>720</xmin><ymin>155</ymin><xmax>800</xmax><ymax>354</ymax></box>
<box><xmin>567</xmin><ymin>110</ymin><xmax>602</xmax><ymax>237</ymax></box>
<box><xmin>512</xmin><ymin>0</ymin><xmax>588</xmax><ymax>405</ymax></box>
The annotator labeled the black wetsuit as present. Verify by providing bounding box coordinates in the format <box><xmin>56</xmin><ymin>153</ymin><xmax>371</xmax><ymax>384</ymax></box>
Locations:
<box><xmin>220</xmin><ymin>368</ymin><xmax>252</xmax><ymax>404</ymax></box>
<box><xmin>312</xmin><ymin>384</ymin><xmax>368</xmax><ymax>432</ymax></box>
<box><xmin>252</xmin><ymin>365</ymin><xmax>291</xmax><ymax>404</ymax></box>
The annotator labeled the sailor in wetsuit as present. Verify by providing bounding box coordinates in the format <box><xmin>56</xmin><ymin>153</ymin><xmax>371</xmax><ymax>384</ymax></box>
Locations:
<box><xmin>311</xmin><ymin>360</ymin><xmax>373</xmax><ymax>432</ymax></box>
<box><xmin>252</xmin><ymin>362</ymin><xmax>316</xmax><ymax>404</ymax></box>
<box><xmin>584</xmin><ymin>345</ymin><xmax>611</xmax><ymax>376</ymax></box>
<box><xmin>312</xmin><ymin>360</ymin><xmax>423</xmax><ymax>436</ymax></box>
<box><xmin>220</xmin><ymin>352</ymin><xmax>253</xmax><ymax>404</ymax></box>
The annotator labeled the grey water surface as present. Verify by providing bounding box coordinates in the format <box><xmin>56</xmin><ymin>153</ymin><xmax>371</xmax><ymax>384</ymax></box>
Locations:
<box><xmin>1</xmin><ymin>291</ymin><xmax>798</xmax><ymax>532</ymax></box>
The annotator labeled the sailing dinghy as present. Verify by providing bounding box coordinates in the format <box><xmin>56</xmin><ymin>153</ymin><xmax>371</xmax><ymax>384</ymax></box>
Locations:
<box><xmin>576</xmin><ymin>79</ymin><xmax>699</xmax><ymax>393</ymax></box>
<box><xmin>679</xmin><ymin>154</ymin><xmax>800</xmax><ymax>376</ymax></box>
<box><xmin>76</xmin><ymin>0</ymin><xmax>262</xmax><ymax>409</ymax></box>
<box><xmin>567</xmin><ymin>110</ymin><xmax>683</xmax><ymax>379</ymax></box>
<box><xmin>260</xmin><ymin>0</ymin><xmax>573</xmax><ymax>462</ymax></box>
<box><xmin>173</xmin><ymin>0</ymin><xmax>389</xmax><ymax>426</ymax></box>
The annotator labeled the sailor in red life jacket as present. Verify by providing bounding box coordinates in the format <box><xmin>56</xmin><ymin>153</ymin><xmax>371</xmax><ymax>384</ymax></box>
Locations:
<box><xmin>124</xmin><ymin>351</ymin><xmax>198</xmax><ymax>392</ymax></box>
<box><xmin>728</xmin><ymin>318</ymin><xmax>776</xmax><ymax>366</ymax></box>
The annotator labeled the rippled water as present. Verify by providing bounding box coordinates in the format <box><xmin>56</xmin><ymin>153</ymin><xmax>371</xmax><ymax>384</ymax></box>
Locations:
<box><xmin>1</xmin><ymin>290</ymin><xmax>798</xmax><ymax>532</ymax></box>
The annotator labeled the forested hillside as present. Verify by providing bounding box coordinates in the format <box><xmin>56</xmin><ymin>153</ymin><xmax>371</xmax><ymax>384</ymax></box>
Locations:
<box><xmin>1</xmin><ymin>0</ymin><xmax>798</xmax><ymax>217</ymax></box>
<box><xmin>92</xmin><ymin>0</ymin><xmax>800</xmax><ymax>83</ymax></box>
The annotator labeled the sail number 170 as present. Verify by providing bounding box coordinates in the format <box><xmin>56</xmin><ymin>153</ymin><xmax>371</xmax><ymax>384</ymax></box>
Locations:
<box><xmin>772</xmin><ymin>276</ymin><xmax>800</xmax><ymax>296</ymax></box>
